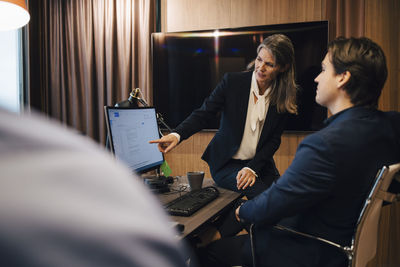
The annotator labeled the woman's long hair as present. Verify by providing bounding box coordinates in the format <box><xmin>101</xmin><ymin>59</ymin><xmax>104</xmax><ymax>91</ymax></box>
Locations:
<box><xmin>252</xmin><ymin>34</ymin><xmax>298</xmax><ymax>114</ymax></box>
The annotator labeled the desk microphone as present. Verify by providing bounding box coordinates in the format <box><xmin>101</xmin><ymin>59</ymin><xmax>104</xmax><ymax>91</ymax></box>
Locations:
<box><xmin>114</xmin><ymin>88</ymin><xmax>141</xmax><ymax>108</ymax></box>
<box><xmin>130</xmin><ymin>88</ymin><xmax>149</xmax><ymax>107</ymax></box>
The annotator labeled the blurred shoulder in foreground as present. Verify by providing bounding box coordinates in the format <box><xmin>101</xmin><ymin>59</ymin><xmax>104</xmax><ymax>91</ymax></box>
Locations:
<box><xmin>0</xmin><ymin>108</ymin><xmax>188</xmax><ymax>267</ymax></box>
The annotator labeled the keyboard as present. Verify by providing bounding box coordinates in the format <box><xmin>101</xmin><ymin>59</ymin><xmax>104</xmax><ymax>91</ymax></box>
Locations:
<box><xmin>165</xmin><ymin>186</ymin><xmax>220</xmax><ymax>216</ymax></box>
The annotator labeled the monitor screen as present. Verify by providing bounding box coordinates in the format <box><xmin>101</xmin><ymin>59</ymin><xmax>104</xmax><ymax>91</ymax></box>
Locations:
<box><xmin>104</xmin><ymin>107</ymin><xmax>164</xmax><ymax>174</ymax></box>
<box><xmin>152</xmin><ymin>21</ymin><xmax>328</xmax><ymax>132</ymax></box>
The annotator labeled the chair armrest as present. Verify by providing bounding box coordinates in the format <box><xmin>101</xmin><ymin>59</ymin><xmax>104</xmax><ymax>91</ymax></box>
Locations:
<box><xmin>376</xmin><ymin>190</ymin><xmax>397</xmax><ymax>203</ymax></box>
<box><xmin>273</xmin><ymin>224</ymin><xmax>346</xmax><ymax>251</ymax></box>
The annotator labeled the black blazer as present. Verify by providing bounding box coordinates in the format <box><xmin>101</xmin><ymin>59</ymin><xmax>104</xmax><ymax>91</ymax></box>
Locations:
<box><xmin>174</xmin><ymin>71</ymin><xmax>288</xmax><ymax>176</ymax></box>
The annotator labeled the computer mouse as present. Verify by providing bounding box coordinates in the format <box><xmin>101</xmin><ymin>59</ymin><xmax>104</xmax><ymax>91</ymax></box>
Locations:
<box><xmin>175</xmin><ymin>223</ymin><xmax>184</xmax><ymax>233</ymax></box>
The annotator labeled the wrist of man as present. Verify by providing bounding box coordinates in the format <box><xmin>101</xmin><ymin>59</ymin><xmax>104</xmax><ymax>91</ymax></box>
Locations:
<box><xmin>243</xmin><ymin>167</ymin><xmax>258</xmax><ymax>177</ymax></box>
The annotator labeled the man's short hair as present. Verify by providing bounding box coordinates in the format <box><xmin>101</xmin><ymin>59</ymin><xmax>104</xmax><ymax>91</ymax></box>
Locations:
<box><xmin>328</xmin><ymin>37</ymin><xmax>387</xmax><ymax>108</ymax></box>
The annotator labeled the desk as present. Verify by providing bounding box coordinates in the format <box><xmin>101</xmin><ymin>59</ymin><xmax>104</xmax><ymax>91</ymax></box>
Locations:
<box><xmin>158</xmin><ymin>177</ymin><xmax>241</xmax><ymax>238</ymax></box>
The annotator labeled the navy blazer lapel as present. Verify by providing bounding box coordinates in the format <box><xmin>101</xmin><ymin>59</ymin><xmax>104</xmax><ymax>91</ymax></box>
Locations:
<box><xmin>257</xmin><ymin>105</ymin><xmax>278</xmax><ymax>148</ymax></box>
<box><xmin>235</xmin><ymin>72</ymin><xmax>252</xmax><ymax>133</ymax></box>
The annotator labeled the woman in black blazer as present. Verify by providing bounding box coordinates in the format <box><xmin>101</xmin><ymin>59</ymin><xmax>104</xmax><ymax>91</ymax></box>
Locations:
<box><xmin>151</xmin><ymin>34</ymin><xmax>298</xmax><ymax>199</ymax></box>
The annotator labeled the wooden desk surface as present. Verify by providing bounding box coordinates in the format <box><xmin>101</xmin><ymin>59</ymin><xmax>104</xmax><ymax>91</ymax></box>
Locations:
<box><xmin>158</xmin><ymin>177</ymin><xmax>241</xmax><ymax>238</ymax></box>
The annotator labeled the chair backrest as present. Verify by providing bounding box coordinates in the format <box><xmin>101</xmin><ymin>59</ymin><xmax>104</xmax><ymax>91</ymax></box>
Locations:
<box><xmin>352</xmin><ymin>162</ymin><xmax>400</xmax><ymax>267</ymax></box>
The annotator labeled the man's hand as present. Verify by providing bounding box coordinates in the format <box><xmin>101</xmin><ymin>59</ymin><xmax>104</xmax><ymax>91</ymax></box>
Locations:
<box><xmin>236</xmin><ymin>168</ymin><xmax>256</xmax><ymax>190</ymax></box>
<box><xmin>149</xmin><ymin>134</ymin><xmax>179</xmax><ymax>153</ymax></box>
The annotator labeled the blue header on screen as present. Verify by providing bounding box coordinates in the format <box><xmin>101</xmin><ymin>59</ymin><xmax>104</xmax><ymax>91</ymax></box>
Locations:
<box><xmin>106</xmin><ymin>107</ymin><xmax>164</xmax><ymax>174</ymax></box>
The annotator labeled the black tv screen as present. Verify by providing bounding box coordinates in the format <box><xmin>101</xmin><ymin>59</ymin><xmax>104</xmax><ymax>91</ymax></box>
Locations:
<box><xmin>152</xmin><ymin>21</ymin><xmax>328</xmax><ymax>132</ymax></box>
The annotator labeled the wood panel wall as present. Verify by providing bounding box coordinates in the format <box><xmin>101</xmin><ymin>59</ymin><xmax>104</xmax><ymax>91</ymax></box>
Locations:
<box><xmin>365</xmin><ymin>0</ymin><xmax>400</xmax><ymax>112</ymax></box>
<box><xmin>363</xmin><ymin>2</ymin><xmax>400</xmax><ymax>266</ymax></box>
<box><xmin>160</xmin><ymin>1</ymin><xmax>400</xmax><ymax>266</ymax></box>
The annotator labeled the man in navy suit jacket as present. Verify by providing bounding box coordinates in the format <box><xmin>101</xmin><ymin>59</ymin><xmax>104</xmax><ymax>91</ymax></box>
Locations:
<box><xmin>200</xmin><ymin>37</ymin><xmax>400</xmax><ymax>267</ymax></box>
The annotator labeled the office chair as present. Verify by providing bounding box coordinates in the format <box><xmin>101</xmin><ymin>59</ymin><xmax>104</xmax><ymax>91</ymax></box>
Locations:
<box><xmin>249</xmin><ymin>162</ymin><xmax>400</xmax><ymax>267</ymax></box>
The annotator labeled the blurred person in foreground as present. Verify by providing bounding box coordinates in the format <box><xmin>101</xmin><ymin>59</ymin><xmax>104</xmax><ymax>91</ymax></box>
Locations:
<box><xmin>0</xmin><ymin>108</ymin><xmax>188</xmax><ymax>267</ymax></box>
<box><xmin>198</xmin><ymin>37</ymin><xmax>400</xmax><ymax>267</ymax></box>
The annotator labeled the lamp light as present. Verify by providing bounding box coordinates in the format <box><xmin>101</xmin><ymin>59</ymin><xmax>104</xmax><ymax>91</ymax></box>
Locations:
<box><xmin>0</xmin><ymin>0</ymin><xmax>30</xmax><ymax>31</ymax></box>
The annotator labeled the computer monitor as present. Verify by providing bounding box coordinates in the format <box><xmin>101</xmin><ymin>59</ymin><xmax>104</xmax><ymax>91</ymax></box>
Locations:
<box><xmin>104</xmin><ymin>106</ymin><xmax>164</xmax><ymax>174</ymax></box>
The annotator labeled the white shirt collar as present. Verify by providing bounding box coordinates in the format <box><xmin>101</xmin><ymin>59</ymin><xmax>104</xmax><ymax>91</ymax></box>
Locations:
<box><xmin>250</xmin><ymin>72</ymin><xmax>270</xmax><ymax>131</ymax></box>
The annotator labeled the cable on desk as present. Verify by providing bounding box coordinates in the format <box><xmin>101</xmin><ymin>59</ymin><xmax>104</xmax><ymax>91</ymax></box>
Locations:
<box><xmin>163</xmin><ymin>186</ymin><xmax>188</xmax><ymax>196</ymax></box>
<box><xmin>162</xmin><ymin>177</ymin><xmax>189</xmax><ymax>196</ymax></box>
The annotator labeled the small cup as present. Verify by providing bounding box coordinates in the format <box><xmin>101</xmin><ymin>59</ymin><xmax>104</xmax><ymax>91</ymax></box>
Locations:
<box><xmin>187</xmin><ymin>171</ymin><xmax>205</xmax><ymax>191</ymax></box>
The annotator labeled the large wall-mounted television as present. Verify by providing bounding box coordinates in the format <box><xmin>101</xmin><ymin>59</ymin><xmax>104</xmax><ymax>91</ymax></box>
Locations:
<box><xmin>152</xmin><ymin>21</ymin><xmax>328</xmax><ymax>132</ymax></box>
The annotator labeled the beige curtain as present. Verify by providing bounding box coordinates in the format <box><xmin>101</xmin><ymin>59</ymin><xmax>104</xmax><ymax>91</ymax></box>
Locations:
<box><xmin>326</xmin><ymin>0</ymin><xmax>365</xmax><ymax>41</ymax></box>
<box><xmin>27</xmin><ymin>0</ymin><xmax>155</xmax><ymax>144</ymax></box>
